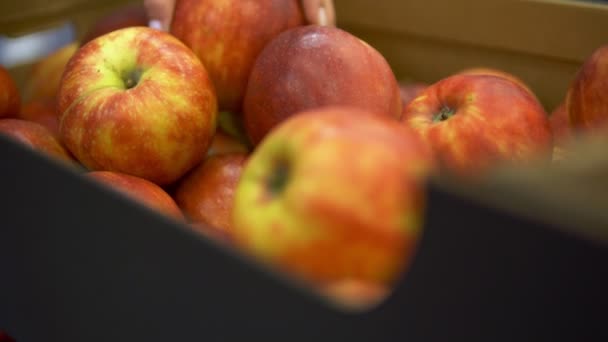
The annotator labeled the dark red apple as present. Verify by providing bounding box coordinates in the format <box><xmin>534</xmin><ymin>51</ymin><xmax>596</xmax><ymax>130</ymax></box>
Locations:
<box><xmin>0</xmin><ymin>65</ymin><xmax>20</xmax><ymax>118</ymax></box>
<box><xmin>0</xmin><ymin>119</ymin><xmax>74</xmax><ymax>164</ymax></box>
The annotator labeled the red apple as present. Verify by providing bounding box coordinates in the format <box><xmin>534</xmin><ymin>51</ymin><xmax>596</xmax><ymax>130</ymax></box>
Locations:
<box><xmin>567</xmin><ymin>44</ymin><xmax>608</xmax><ymax>133</ymax></box>
<box><xmin>88</xmin><ymin>171</ymin><xmax>183</xmax><ymax>219</ymax></box>
<box><xmin>22</xmin><ymin>42</ymin><xmax>78</xmax><ymax>102</ymax></box>
<box><xmin>80</xmin><ymin>4</ymin><xmax>149</xmax><ymax>45</ymax></box>
<box><xmin>206</xmin><ymin>130</ymin><xmax>250</xmax><ymax>158</ymax></box>
<box><xmin>232</xmin><ymin>106</ymin><xmax>433</xmax><ymax>287</ymax></box>
<box><xmin>58</xmin><ymin>27</ymin><xmax>218</xmax><ymax>185</ymax></box>
<box><xmin>171</xmin><ymin>0</ymin><xmax>304</xmax><ymax>112</ymax></box>
<box><xmin>175</xmin><ymin>153</ymin><xmax>247</xmax><ymax>239</ymax></box>
<box><xmin>18</xmin><ymin>99</ymin><xmax>60</xmax><ymax>137</ymax></box>
<box><xmin>402</xmin><ymin>74</ymin><xmax>552</xmax><ymax>174</ymax></box>
<box><xmin>0</xmin><ymin>119</ymin><xmax>74</xmax><ymax>164</ymax></box>
<box><xmin>243</xmin><ymin>25</ymin><xmax>402</xmax><ymax>145</ymax></box>
<box><xmin>399</xmin><ymin>82</ymin><xmax>428</xmax><ymax>113</ymax></box>
<box><xmin>458</xmin><ymin>66</ymin><xmax>536</xmax><ymax>98</ymax></box>
<box><xmin>0</xmin><ymin>65</ymin><xmax>20</xmax><ymax>118</ymax></box>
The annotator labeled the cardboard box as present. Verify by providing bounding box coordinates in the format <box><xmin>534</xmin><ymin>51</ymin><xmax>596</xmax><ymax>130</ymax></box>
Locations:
<box><xmin>1</xmin><ymin>1</ymin><xmax>608</xmax><ymax>341</ymax></box>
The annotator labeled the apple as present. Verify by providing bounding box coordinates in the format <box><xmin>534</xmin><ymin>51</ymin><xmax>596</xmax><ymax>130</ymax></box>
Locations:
<box><xmin>402</xmin><ymin>74</ymin><xmax>552</xmax><ymax>174</ymax></box>
<box><xmin>567</xmin><ymin>44</ymin><xmax>608</xmax><ymax>133</ymax></box>
<box><xmin>232</xmin><ymin>106</ymin><xmax>433</xmax><ymax>287</ymax></box>
<box><xmin>320</xmin><ymin>279</ymin><xmax>389</xmax><ymax>311</ymax></box>
<box><xmin>399</xmin><ymin>81</ymin><xmax>428</xmax><ymax>111</ymax></box>
<box><xmin>243</xmin><ymin>25</ymin><xmax>402</xmax><ymax>145</ymax></box>
<box><xmin>170</xmin><ymin>0</ymin><xmax>304</xmax><ymax>112</ymax></box>
<box><xmin>206</xmin><ymin>130</ymin><xmax>250</xmax><ymax>158</ymax></box>
<box><xmin>0</xmin><ymin>119</ymin><xmax>74</xmax><ymax>164</ymax></box>
<box><xmin>22</xmin><ymin>42</ymin><xmax>78</xmax><ymax>102</ymax></box>
<box><xmin>80</xmin><ymin>4</ymin><xmax>149</xmax><ymax>45</ymax></box>
<box><xmin>58</xmin><ymin>27</ymin><xmax>218</xmax><ymax>185</ymax></box>
<box><xmin>18</xmin><ymin>99</ymin><xmax>60</xmax><ymax>138</ymax></box>
<box><xmin>175</xmin><ymin>153</ymin><xmax>247</xmax><ymax>239</ymax></box>
<box><xmin>458</xmin><ymin>66</ymin><xmax>536</xmax><ymax>98</ymax></box>
<box><xmin>0</xmin><ymin>65</ymin><xmax>20</xmax><ymax>118</ymax></box>
<box><xmin>88</xmin><ymin>171</ymin><xmax>183</xmax><ymax>219</ymax></box>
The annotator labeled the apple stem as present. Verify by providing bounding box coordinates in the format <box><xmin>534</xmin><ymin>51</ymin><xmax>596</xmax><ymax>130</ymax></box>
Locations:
<box><xmin>123</xmin><ymin>68</ymin><xmax>143</xmax><ymax>90</ymax></box>
<box><xmin>433</xmin><ymin>106</ymin><xmax>456</xmax><ymax>122</ymax></box>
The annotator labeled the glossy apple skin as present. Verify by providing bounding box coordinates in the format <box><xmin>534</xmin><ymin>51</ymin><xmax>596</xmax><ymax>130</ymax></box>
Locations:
<box><xmin>402</xmin><ymin>74</ymin><xmax>552</xmax><ymax>174</ymax></box>
<box><xmin>243</xmin><ymin>26</ymin><xmax>402</xmax><ymax>145</ymax></box>
<box><xmin>18</xmin><ymin>99</ymin><xmax>60</xmax><ymax>138</ymax></box>
<box><xmin>0</xmin><ymin>119</ymin><xmax>74</xmax><ymax>164</ymax></box>
<box><xmin>0</xmin><ymin>65</ymin><xmax>20</xmax><ymax>118</ymax></box>
<box><xmin>171</xmin><ymin>0</ymin><xmax>304</xmax><ymax>112</ymax></box>
<box><xmin>567</xmin><ymin>45</ymin><xmax>608</xmax><ymax>133</ymax></box>
<box><xmin>175</xmin><ymin>153</ymin><xmax>247</xmax><ymax>238</ymax></box>
<box><xmin>22</xmin><ymin>43</ymin><xmax>78</xmax><ymax>102</ymax></box>
<box><xmin>232</xmin><ymin>107</ymin><xmax>433</xmax><ymax>287</ymax></box>
<box><xmin>89</xmin><ymin>171</ymin><xmax>183</xmax><ymax>219</ymax></box>
<box><xmin>58</xmin><ymin>27</ymin><xmax>218</xmax><ymax>185</ymax></box>
<box><xmin>80</xmin><ymin>4</ymin><xmax>149</xmax><ymax>45</ymax></box>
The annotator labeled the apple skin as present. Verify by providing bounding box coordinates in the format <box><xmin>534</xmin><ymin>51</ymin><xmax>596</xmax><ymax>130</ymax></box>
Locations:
<box><xmin>22</xmin><ymin>43</ymin><xmax>78</xmax><ymax>102</ymax></box>
<box><xmin>80</xmin><ymin>4</ymin><xmax>149</xmax><ymax>45</ymax></box>
<box><xmin>402</xmin><ymin>74</ymin><xmax>552</xmax><ymax>174</ymax></box>
<box><xmin>206</xmin><ymin>130</ymin><xmax>250</xmax><ymax>158</ymax></box>
<box><xmin>171</xmin><ymin>0</ymin><xmax>304</xmax><ymax>112</ymax></box>
<box><xmin>0</xmin><ymin>119</ymin><xmax>74</xmax><ymax>164</ymax></box>
<box><xmin>18</xmin><ymin>99</ymin><xmax>60</xmax><ymax>138</ymax></box>
<box><xmin>232</xmin><ymin>107</ymin><xmax>433</xmax><ymax>287</ymax></box>
<box><xmin>58</xmin><ymin>27</ymin><xmax>218</xmax><ymax>185</ymax></box>
<box><xmin>458</xmin><ymin>67</ymin><xmax>536</xmax><ymax>98</ymax></box>
<box><xmin>175</xmin><ymin>153</ymin><xmax>247</xmax><ymax>239</ymax></box>
<box><xmin>88</xmin><ymin>171</ymin><xmax>183</xmax><ymax>220</ymax></box>
<box><xmin>567</xmin><ymin>45</ymin><xmax>608</xmax><ymax>133</ymax></box>
<box><xmin>243</xmin><ymin>26</ymin><xmax>402</xmax><ymax>145</ymax></box>
<box><xmin>0</xmin><ymin>65</ymin><xmax>21</xmax><ymax>118</ymax></box>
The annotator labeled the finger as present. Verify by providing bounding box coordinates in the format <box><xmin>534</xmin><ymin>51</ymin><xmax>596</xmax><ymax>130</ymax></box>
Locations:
<box><xmin>320</xmin><ymin>0</ymin><xmax>336</xmax><ymax>26</ymax></box>
<box><xmin>144</xmin><ymin>0</ymin><xmax>177</xmax><ymax>31</ymax></box>
<box><xmin>302</xmin><ymin>0</ymin><xmax>322</xmax><ymax>25</ymax></box>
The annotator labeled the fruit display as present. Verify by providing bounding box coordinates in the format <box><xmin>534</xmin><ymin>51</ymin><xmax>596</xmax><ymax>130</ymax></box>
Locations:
<box><xmin>2</xmin><ymin>0</ymin><xmax>607</xmax><ymax>314</ymax></box>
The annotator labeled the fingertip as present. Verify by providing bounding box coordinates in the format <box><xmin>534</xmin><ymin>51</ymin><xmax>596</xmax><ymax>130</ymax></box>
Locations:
<box><xmin>149</xmin><ymin>19</ymin><xmax>164</xmax><ymax>31</ymax></box>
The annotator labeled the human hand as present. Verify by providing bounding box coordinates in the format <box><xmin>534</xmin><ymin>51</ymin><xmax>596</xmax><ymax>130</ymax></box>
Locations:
<box><xmin>144</xmin><ymin>0</ymin><xmax>335</xmax><ymax>31</ymax></box>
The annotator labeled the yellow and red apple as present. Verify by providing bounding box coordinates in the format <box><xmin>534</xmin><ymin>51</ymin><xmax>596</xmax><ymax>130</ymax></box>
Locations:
<box><xmin>22</xmin><ymin>43</ymin><xmax>78</xmax><ymax>103</ymax></box>
<box><xmin>232</xmin><ymin>106</ymin><xmax>433</xmax><ymax>287</ymax></box>
<box><xmin>58</xmin><ymin>27</ymin><xmax>218</xmax><ymax>185</ymax></box>
<box><xmin>402</xmin><ymin>74</ymin><xmax>552</xmax><ymax>174</ymax></box>
<box><xmin>88</xmin><ymin>171</ymin><xmax>183</xmax><ymax>220</ymax></box>
<box><xmin>243</xmin><ymin>26</ymin><xmax>402</xmax><ymax>145</ymax></box>
<box><xmin>170</xmin><ymin>0</ymin><xmax>304</xmax><ymax>112</ymax></box>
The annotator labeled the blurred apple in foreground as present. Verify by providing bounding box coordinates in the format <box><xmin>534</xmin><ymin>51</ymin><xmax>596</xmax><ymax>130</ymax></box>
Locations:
<box><xmin>89</xmin><ymin>171</ymin><xmax>183</xmax><ymax>220</ymax></box>
<box><xmin>567</xmin><ymin>44</ymin><xmax>608</xmax><ymax>133</ymax></box>
<box><xmin>0</xmin><ymin>119</ymin><xmax>74</xmax><ymax>164</ymax></box>
<box><xmin>0</xmin><ymin>65</ymin><xmax>20</xmax><ymax>118</ymax></box>
<box><xmin>22</xmin><ymin>42</ymin><xmax>78</xmax><ymax>102</ymax></box>
<box><xmin>243</xmin><ymin>25</ymin><xmax>402</xmax><ymax>145</ymax></box>
<box><xmin>18</xmin><ymin>99</ymin><xmax>60</xmax><ymax>137</ymax></box>
<box><xmin>320</xmin><ymin>279</ymin><xmax>389</xmax><ymax>311</ymax></box>
<box><xmin>80</xmin><ymin>4</ymin><xmax>149</xmax><ymax>45</ymax></box>
<box><xmin>175</xmin><ymin>153</ymin><xmax>247</xmax><ymax>239</ymax></box>
<box><xmin>232</xmin><ymin>107</ymin><xmax>433</xmax><ymax>287</ymax></box>
<box><xmin>171</xmin><ymin>0</ymin><xmax>304</xmax><ymax>112</ymax></box>
<box><xmin>58</xmin><ymin>27</ymin><xmax>218</xmax><ymax>185</ymax></box>
<box><xmin>402</xmin><ymin>74</ymin><xmax>552</xmax><ymax>174</ymax></box>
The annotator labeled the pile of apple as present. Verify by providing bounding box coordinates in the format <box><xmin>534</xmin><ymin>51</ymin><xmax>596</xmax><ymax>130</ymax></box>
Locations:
<box><xmin>1</xmin><ymin>0</ymin><xmax>607</xmax><ymax>309</ymax></box>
